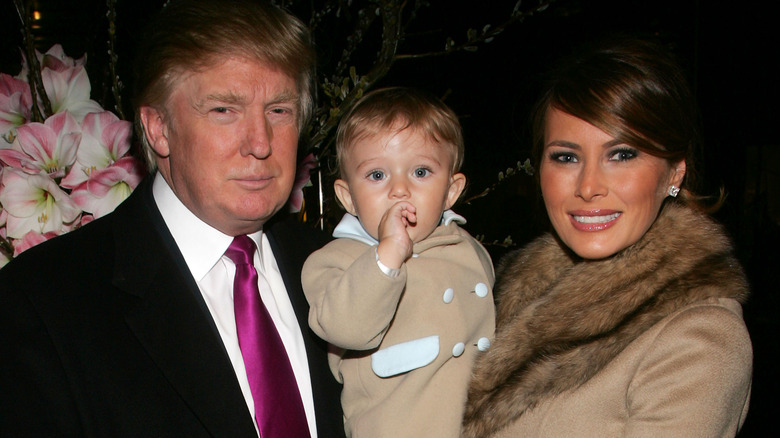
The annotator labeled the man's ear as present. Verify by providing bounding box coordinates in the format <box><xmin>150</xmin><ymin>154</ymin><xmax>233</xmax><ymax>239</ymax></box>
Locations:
<box><xmin>139</xmin><ymin>106</ymin><xmax>170</xmax><ymax>158</ymax></box>
<box><xmin>670</xmin><ymin>159</ymin><xmax>687</xmax><ymax>189</ymax></box>
<box><xmin>334</xmin><ymin>179</ymin><xmax>357</xmax><ymax>216</ymax></box>
<box><xmin>444</xmin><ymin>172</ymin><xmax>467</xmax><ymax>210</ymax></box>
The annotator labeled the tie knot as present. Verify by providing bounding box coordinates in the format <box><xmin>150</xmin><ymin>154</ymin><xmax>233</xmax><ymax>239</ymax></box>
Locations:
<box><xmin>225</xmin><ymin>235</ymin><xmax>256</xmax><ymax>266</ymax></box>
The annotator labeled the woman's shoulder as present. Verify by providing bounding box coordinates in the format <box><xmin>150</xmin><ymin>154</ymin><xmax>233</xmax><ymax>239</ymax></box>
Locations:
<box><xmin>630</xmin><ymin>297</ymin><xmax>752</xmax><ymax>383</ymax></box>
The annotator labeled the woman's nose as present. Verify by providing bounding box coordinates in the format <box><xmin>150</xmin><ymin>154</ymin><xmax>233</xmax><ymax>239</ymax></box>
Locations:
<box><xmin>575</xmin><ymin>162</ymin><xmax>607</xmax><ymax>200</ymax></box>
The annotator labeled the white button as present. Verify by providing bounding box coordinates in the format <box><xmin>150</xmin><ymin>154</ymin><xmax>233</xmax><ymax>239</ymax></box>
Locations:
<box><xmin>474</xmin><ymin>282</ymin><xmax>489</xmax><ymax>298</ymax></box>
<box><xmin>452</xmin><ymin>342</ymin><xmax>465</xmax><ymax>357</ymax></box>
<box><xmin>477</xmin><ymin>337</ymin><xmax>491</xmax><ymax>351</ymax></box>
<box><xmin>443</xmin><ymin>288</ymin><xmax>454</xmax><ymax>303</ymax></box>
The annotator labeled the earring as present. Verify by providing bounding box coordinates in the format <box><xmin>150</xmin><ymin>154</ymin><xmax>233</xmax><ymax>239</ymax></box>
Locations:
<box><xmin>668</xmin><ymin>185</ymin><xmax>680</xmax><ymax>197</ymax></box>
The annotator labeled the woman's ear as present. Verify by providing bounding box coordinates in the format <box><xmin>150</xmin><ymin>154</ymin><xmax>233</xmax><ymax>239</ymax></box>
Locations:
<box><xmin>334</xmin><ymin>179</ymin><xmax>357</xmax><ymax>216</ymax></box>
<box><xmin>444</xmin><ymin>173</ymin><xmax>467</xmax><ymax>210</ymax></box>
<box><xmin>139</xmin><ymin>106</ymin><xmax>170</xmax><ymax>158</ymax></box>
<box><xmin>670</xmin><ymin>159</ymin><xmax>687</xmax><ymax>189</ymax></box>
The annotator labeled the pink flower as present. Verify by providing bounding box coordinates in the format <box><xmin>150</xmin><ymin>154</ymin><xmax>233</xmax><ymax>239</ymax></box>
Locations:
<box><xmin>0</xmin><ymin>111</ymin><xmax>81</xmax><ymax>178</ymax></box>
<box><xmin>0</xmin><ymin>167</ymin><xmax>81</xmax><ymax>238</ymax></box>
<box><xmin>288</xmin><ymin>152</ymin><xmax>317</xmax><ymax>213</ymax></box>
<box><xmin>61</xmin><ymin>111</ymin><xmax>132</xmax><ymax>188</ymax></box>
<box><xmin>70</xmin><ymin>156</ymin><xmax>144</xmax><ymax>218</ymax></box>
<box><xmin>17</xmin><ymin>44</ymin><xmax>86</xmax><ymax>80</ymax></box>
<box><xmin>0</xmin><ymin>73</ymin><xmax>32</xmax><ymax>145</ymax></box>
<box><xmin>16</xmin><ymin>45</ymin><xmax>100</xmax><ymax>121</ymax></box>
<box><xmin>12</xmin><ymin>229</ymin><xmax>60</xmax><ymax>257</ymax></box>
<box><xmin>40</xmin><ymin>58</ymin><xmax>102</xmax><ymax>121</ymax></box>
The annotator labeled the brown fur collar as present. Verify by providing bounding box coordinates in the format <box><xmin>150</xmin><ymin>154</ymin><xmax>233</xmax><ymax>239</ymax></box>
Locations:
<box><xmin>462</xmin><ymin>204</ymin><xmax>749</xmax><ymax>437</ymax></box>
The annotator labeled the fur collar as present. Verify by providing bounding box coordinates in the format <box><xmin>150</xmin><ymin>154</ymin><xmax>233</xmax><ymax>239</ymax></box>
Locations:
<box><xmin>462</xmin><ymin>204</ymin><xmax>749</xmax><ymax>437</ymax></box>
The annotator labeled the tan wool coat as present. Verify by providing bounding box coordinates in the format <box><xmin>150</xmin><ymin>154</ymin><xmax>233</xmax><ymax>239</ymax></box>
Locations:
<box><xmin>463</xmin><ymin>204</ymin><xmax>752</xmax><ymax>437</ymax></box>
<box><xmin>303</xmin><ymin>221</ymin><xmax>495</xmax><ymax>438</ymax></box>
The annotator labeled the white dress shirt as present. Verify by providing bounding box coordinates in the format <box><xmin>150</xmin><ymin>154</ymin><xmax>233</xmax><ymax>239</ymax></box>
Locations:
<box><xmin>152</xmin><ymin>174</ymin><xmax>317</xmax><ymax>437</ymax></box>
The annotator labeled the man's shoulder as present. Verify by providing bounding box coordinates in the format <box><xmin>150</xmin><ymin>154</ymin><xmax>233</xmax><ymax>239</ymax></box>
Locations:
<box><xmin>266</xmin><ymin>216</ymin><xmax>331</xmax><ymax>252</ymax></box>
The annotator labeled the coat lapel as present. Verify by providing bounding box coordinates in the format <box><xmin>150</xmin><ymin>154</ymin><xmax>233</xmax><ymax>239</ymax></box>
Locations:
<box><xmin>266</xmin><ymin>219</ymin><xmax>346</xmax><ymax>437</ymax></box>
<box><xmin>110</xmin><ymin>177</ymin><xmax>256</xmax><ymax>437</ymax></box>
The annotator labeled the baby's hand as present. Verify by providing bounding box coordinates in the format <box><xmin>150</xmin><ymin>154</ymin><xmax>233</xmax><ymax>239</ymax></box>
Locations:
<box><xmin>376</xmin><ymin>201</ymin><xmax>416</xmax><ymax>269</ymax></box>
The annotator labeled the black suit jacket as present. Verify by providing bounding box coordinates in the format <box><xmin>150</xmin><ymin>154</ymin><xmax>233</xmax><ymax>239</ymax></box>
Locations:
<box><xmin>0</xmin><ymin>176</ymin><xmax>344</xmax><ymax>437</ymax></box>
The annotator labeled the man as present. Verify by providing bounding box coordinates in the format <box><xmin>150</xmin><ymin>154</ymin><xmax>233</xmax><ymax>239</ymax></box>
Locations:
<box><xmin>0</xmin><ymin>1</ymin><xmax>343</xmax><ymax>436</ymax></box>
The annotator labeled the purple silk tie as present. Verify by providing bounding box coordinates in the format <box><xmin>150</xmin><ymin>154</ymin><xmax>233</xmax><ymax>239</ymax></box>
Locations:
<box><xmin>226</xmin><ymin>235</ymin><xmax>311</xmax><ymax>438</ymax></box>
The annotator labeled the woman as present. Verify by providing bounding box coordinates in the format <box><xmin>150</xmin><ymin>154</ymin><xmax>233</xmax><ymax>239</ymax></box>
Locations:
<box><xmin>462</xmin><ymin>38</ymin><xmax>752</xmax><ymax>437</ymax></box>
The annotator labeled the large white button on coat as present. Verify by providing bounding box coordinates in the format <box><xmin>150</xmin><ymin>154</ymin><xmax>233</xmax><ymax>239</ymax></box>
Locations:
<box><xmin>452</xmin><ymin>342</ymin><xmax>465</xmax><ymax>357</ymax></box>
<box><xmin>443</xmin><ymin>288</ymin><xmax>454</xmax><ymax>304</ymax></box>
<box><xmin>477</xmin><ymin>337</ymin><xmax>491</xmax><ymax>351</ymax></box>
<box><xmin>474</xmin><ymin>282</ymin><xmax>489</xmax><ymax>298</ymax></box>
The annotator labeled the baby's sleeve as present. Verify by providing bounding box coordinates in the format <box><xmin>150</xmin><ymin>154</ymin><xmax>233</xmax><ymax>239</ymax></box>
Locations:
<box><xmin>302</xmin><ymin>240</ymin><xmax>407</xmax><ymax>350</ymax></box>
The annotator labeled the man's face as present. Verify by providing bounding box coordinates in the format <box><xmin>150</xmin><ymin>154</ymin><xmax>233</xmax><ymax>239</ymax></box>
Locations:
<box><xmin>142</xmin><ymin>56</ymin><xmax>300</xmax><ymax>236</ymax></box>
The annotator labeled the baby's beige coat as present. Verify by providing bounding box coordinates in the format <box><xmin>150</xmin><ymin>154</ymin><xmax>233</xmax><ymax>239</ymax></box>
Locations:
<box><xmin>303</xmin><ymin>222</ymin><xmax>495</xmax><ymax>438</ymax></box>
<box><xmin>463</xmin><ymin>204</ymin><xmax>752</xmax><ymax>437</ymax></box>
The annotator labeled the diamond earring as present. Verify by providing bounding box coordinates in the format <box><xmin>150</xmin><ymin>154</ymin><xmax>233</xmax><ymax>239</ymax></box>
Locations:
<box><xmin>668</xmin><ymin>185</ymin><xmax>680</xmax><ymax>197</ymax></box>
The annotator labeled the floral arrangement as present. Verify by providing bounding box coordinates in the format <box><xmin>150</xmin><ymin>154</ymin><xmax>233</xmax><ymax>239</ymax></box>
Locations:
<box><xmin>0</xmin><ymin>45</ymin><xmax>146</xmax><ymax>267</ymax></box>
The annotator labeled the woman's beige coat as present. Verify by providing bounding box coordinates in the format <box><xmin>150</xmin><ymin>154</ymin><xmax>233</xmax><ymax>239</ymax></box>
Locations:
<box><xmin>463</xmin><ymin>204</ymin><xmax>752</xmax><ymax>437</ymax></box>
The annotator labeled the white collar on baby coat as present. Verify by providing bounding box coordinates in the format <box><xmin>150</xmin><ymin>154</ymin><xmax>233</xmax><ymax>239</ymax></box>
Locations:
<box><xmin>332</xmin><ymin>210</ymin><xmax>466</xmax><ymax>246</ymax></box>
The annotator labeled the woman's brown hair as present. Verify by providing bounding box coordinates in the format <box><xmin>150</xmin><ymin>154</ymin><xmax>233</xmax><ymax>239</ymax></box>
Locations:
<box><xmin>531</xmin><ymin>37</ymin><xmax>710</xmax><ymax>207</ymax></box>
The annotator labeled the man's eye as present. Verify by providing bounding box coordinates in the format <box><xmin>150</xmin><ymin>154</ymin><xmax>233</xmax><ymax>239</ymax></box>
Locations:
<box><xmin>368</xmin><ymin>170</ymin><xmax>385</xmax><ymax>181</ymax></box>
<box><xmin>212</xmin><ymin>107</ymin><xmax>229</xmax><ymax>113</ymax></box>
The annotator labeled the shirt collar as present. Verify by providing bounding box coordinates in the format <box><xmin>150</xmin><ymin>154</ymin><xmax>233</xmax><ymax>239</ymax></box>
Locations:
<box><xmin>152</xmin><ymin>173</ymin><xmax>263</xmax><ymax>281</ymax></box>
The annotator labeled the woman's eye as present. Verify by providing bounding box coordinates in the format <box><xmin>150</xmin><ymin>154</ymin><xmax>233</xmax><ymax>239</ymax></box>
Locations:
<box><xmin>609</xmin><ymin>148</ymin><xmax>638</xmax><ymax>161</ymax></box>
<box><xmin>368</xmin><ymin>170</ymin><xmax>385</xmax><ymax>181</ymax></box>
<box><xmin>550</xmin><ymin>152</ymin><xmax>577</xmax><ymax>163</ymax></box>
<box><xmin>414</xmin><ymin>167</ymin><xmax>431</xmax><ymax>178</ymax></box>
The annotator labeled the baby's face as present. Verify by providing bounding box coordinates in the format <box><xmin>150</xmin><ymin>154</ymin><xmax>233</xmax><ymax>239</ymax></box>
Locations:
<box><xmin>336</xmin><ymin>128</ymin><xmax>463</xmax><ymax>243</ymax></box>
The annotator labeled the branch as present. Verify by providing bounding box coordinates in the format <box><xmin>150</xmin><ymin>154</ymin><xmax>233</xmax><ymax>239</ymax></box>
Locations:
<box><xmin>462</xmin><ymin>158</ymin><xmax>535</xmax><ymax>205</ymax></box>
<box><xmin>106</xmin><ymin>0</ymin><xmax>125</xmax><ymax>119</ymax></box>
<box><xmin>309</xmin><ymin>0</ymin><xmax>403</xmax><ymax>152</ymax></box>
<box><xmin>396</xmin><ymin>0</ymin><xmax>555</xmax><ymax>60</ymax></box>
<box><xmin>0</xmin><ymin>234</ymin><xmax>13</xmax><ymax>260</ymax></box>
<box><xmin>13</xmin><ymin>0</ymin><xmax>52</xmax><ymax>121</ymax></box>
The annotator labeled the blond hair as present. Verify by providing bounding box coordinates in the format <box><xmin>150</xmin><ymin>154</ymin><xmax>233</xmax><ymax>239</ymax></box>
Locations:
<box><xmin>133</xmin><ymin>0</ymin><xmax>315</xmax><ymax>170</ymax></box>
<box><xmin>336</xmin><ymin>87</ymin><xmax>464</xmax><ymax>177</ymax></box>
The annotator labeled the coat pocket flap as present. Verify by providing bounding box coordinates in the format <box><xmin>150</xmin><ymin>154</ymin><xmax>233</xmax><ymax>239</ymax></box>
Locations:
<box><xmin>371</xmin><ymin>335</ymin><xmax>439</xmax><ymax>377</ymax></box>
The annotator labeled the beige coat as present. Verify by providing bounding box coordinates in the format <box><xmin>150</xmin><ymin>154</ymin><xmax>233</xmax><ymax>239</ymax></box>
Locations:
<box><xmin>303</xmin><ymin>221</ymin><xmax>495</xmax><ymax>438</ymax></box>
<box><xmin>463</xmin><ymin>204</ymin><xmax>752</xmax><ymax>437</ymax></box>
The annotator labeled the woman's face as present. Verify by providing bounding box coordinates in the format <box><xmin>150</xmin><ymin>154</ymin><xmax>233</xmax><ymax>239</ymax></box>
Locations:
<box><xmin>540</xmin><ymin>109</ymin><xmax>685</xmax><ymax>260</ymax></box>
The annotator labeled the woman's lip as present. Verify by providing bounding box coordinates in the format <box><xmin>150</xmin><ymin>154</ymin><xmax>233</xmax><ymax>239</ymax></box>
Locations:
<box><xmin>568</xmin><ymin>210</ymin><xmax>621</xmax><ymax>231</ymax></box>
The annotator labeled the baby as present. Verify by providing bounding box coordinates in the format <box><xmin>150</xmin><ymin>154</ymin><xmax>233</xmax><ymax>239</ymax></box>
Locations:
<box><xmin>302</xmin><ymin>87</ymin><xmax>495</xmax><ymax>437</ymax></box>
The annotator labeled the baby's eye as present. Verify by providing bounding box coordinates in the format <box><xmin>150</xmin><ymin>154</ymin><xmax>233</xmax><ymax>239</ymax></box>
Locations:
<box><xmin>608</xmin><ymin>147</ymin><xmax>638</xmax><ymax>161</ymax></box>
<box><xmin>413</xmin><ymin>167</ymin><xmax>431</xmax><ymax>178</ymax></box>
<box><xmin>549</xmin><ymin>152</ymin><xmax>577</xmax><ymax>163</ymax></box>
<box><xmin>367</xmin><ymin>170</ymin><xmax>385</xmax><ymax>181</ymax></box>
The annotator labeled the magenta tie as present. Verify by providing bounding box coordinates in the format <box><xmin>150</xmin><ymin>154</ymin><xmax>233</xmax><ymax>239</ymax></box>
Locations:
<box><xmin>226</xmin><ymin>235</ymin><xmax>311</xmax><ymax>438</ymax></box>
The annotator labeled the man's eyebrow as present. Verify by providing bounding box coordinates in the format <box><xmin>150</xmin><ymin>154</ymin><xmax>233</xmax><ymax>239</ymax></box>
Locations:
<box><xmin>268</xmin><ymin>90</ymin><xmax>300</xmax><ymax>106</ymax></box>
<box><xmin>193</xmin><ymin>91</ymin><xmax>247</xmax><ymax>109</ymax></box>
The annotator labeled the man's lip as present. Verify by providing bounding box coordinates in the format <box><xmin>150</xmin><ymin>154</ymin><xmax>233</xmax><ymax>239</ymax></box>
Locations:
<box><xmin>231</xmin><ymin>175</ymin><xmax>274</xmax><ymax>188</ymax></box>
<box><xmin>568</xmin><ymin>210</ymin><xmax>621</xmax><ymax>231</ymax></box>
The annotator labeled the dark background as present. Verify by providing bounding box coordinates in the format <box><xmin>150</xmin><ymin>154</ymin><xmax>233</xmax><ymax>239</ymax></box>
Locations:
<box><xmin>1</xmin><ymin>0</ymin><xmax>776</xmax><ymax>434</ymax></box>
